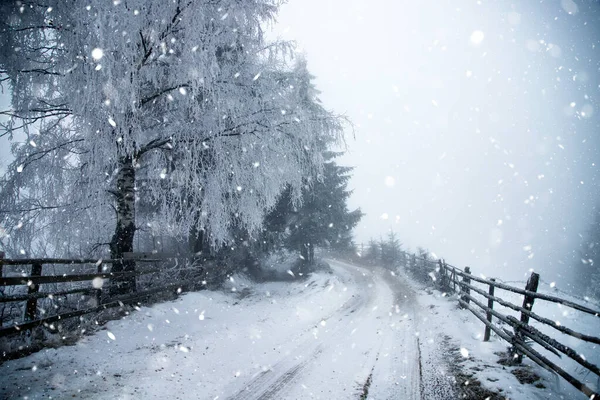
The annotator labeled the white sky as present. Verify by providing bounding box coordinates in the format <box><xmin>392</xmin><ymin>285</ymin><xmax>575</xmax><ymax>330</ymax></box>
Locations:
<box><xmin>271</xmin><ymin>0</ymin><xmax>600</xmax><ymax>282</ymax></box>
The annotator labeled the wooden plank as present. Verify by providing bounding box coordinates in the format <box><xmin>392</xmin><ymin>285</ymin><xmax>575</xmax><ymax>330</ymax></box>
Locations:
<box><xmin>458</xmin><ymin>298</ymin><xmax>599</xmax><ymax>399</ymax></box>
<box><xmin>506</xmin><ymin>314</ymin><xmax>600</xmax><ymax>378</ymax></box>
<box><xmin>1</xmin><ymin>258</ymin><xmax>116</xmax><ymax>266</ymax></box>
<box><xmin>466</xmin><ymin>292</ymin><xmax>600</xmax><ymax>378</ymax></box>
<box><xmin>0</xmin><ymin>268</ymin><xmax>161</xmax><ymax>286</ymax></box>
<box><xmin>473</xmin><ymin>282</ymin><xmax>600</xmax><ymax>343</ymax></box>
<box><xmin>460</xmin><ymin>279</ymin><xmax>600</xmax><ymax>345</ymax></box>
<box><xmin>0</xmin><ymin>282</ymin><xmax>187</xmax><ymax>337</ymax></box>
<box><xmin>122</xmin><ymin>252</ymin><xmax>179</xmax><ymax>260</ymax></box>
<box><xmin>455</xmin><ymin>269</ymin><xmax>600</xmax><ymax>317</ymax></box>
<box><xmin>515</xmin><ymin>272</ymin><xmax>540</xmax><ymax>363</ymax></box>
<box><xmin>24</xmin><ymin>263</ymin><xmax>43</xmax><ymax>321</ymax></box>
<box><xmin>0</xmin><ymin>257</ymin><xmax>169</xmax><ymax>266</ymax></box>
<box><xmin>521</xmin><ymin>272</ymin><xmax>540</xmax><ymax>325</ymax></box>
<box><xmin>464</xmin><ymin>292</ymin><xmax>562</xmax><ymax>358</ymax></box>
<box><xmin>452</xmin><ymin>267</ymin><xmax>457</xmax><ymax>293</ymax></box>
<box><xmin>0</xmin><ymin>288</ymin><xmax>95</xmax><ymax>303</ymax></box>
<box><xmin>459</xmin><ymin>266</ymin><xmax>471</xmax><ymax>308</ymax></box>
<box><xmin>95</xmin><ymin>261</ymin><xmax>103</xmax><ymax>306</ymax></box>
<box><xmin>484</xmin><ymin>278</ymin><xmax>495</xmax><ymax>342</ymax></box>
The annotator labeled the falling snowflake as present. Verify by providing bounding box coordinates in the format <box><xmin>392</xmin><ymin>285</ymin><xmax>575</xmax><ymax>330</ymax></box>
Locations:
<box><xmin>470</xmin><ymin>30</ymin><xmax>485</xmax><ymax>45</ymax></box>
<box><xmin>91</xmin><ymin>48</ymin><xmax>104</xmax><ymax>60</ymax></box>
<box><xmin>92</xmin><ymin>277</ymin><xmax>104</xmax><ymax>289</ymax></box>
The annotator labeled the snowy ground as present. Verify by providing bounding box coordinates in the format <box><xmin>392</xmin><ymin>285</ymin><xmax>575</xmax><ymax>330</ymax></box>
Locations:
<box><xmin>404</xmin><ymin>269</ymin><xmax>600</xmax><ymax>400</ymax></box>
<box><xmin>2</xmin><ymin>259</ymin><xmax>594</xmax><ymax>399</ymax></box>
<box><xmin>1</xmin><ymin>260</ymin><xmax>458</xmax><ymax>399</ymax></box>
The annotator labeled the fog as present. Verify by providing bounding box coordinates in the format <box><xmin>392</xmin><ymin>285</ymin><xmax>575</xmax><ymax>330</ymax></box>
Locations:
<box><xmin>1</xmin><ymin>0</ymin><xmax>598</xmax><ymax>285</ymax></box>
<box><xmin>272</xmin><ymin>0</ymin><xmax>600</xmax><ymax>283</ymax></box>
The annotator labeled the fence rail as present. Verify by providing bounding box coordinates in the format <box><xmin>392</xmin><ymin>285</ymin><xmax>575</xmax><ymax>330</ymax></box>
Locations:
<box><xmin>0</xmin><ymin>252</ymin><xmax>215</xmax><ymax>340</ymax></box>
<box><xmin>404</xmin><ymin>253</ymin><xmax>600</xmax><ymax>399</ymax></box>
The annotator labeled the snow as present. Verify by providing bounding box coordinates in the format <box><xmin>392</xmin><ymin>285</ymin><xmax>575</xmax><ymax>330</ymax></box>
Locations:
<box><xmin>469</xmin><ymin>30</ymin><xmax>485</xmax><ymax>46</ymax></box>
<box><xmin>2</xmin><ymin>260</ymin><xmax>596</xmax><ymax>399</ymax></box>
<box><xmin>91</xmin><ymin>48</ymin><xmax>104</xmax><ymax>61</ymax></box>
<box><xmin>1</xmin><ymin>267</ymin><xmax>352</xmax><ymax>398</ymax></box>
<box><xmin>0</xmin><ymin>260</ymin><xmax>457</xmax><ymax>399</ymax></box>
<box><xmin>403</xmin><ymin>269</ymin><xmax>600</xmax><ymax>399</ymax></box>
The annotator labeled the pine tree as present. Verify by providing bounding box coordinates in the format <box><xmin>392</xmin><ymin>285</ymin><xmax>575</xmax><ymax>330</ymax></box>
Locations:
<box><xmin>381</xmin><ymin>230</ymin><xmax>402</xmax><ymax>268</ymax></box>
<box><xmin>264</xmin><ymin>152</ymin><xmax>362</xmax><ymax>263</ymax></box>
<box><xmin>365</xmin><ymin>238</ymin><xmax>380</xmax><ymax>263</ymax></box>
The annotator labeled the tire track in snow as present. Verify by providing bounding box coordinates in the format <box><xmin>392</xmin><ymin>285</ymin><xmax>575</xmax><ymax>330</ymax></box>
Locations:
<box><xmin>224</xmin><ymin>263</ymin><xmax>378</xmax><ymax>400</ymax></box>
<box><xmin>230</xmin><ymin>344</ymin><xmax>325</xmax><ymax>400</ymax></box>
<box><xmin>364</xmin><ymin>268</ymin><xmax>422</xmax><ymax>400</ymax></box>
<box><xmin>226</xmin><ymin>262</ymin><xmax>445</xmax><ymax>400</ymax></box>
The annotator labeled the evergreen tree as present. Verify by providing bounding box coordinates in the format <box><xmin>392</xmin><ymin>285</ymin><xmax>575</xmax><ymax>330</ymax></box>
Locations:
<box><xmin>381</xmin><ymin>230</ymin><xmax>402</xmax><ymax>268</ymax></box>
<box><xmin>365</xmin><ymin>238</ymin><xmax>380</xmax><ymax>263</ymax></box>
<box><xmin>264</xmin><ymin>152</ymin><xmax>363</xmax><ymax>263</ymax></box>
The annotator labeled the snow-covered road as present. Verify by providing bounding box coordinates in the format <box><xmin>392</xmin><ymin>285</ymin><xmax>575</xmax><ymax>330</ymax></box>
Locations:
<box><xmin>1</xmin><ymin>260</ymin><xmax>455</xmax><ymax>399</ymax></box>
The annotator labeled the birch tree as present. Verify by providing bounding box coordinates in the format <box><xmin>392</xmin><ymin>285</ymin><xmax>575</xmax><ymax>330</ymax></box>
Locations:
<box><xmin>0</xmin><ymin>1</ymin><xmax>344</xmax><ymax>292</ymax></box>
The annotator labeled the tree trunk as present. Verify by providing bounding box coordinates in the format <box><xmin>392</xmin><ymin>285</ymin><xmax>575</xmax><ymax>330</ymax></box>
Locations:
<box><xmin>300</xmin><ymin>244</ymin><xmax>309</xmax><ymax>263</ymax></box>
<box><xmin>110</xmin><ymin>155</ymin><xmax>137</xmax><ymax>296</ymax></box>
<box><xmin>309</xmin><ymin>244</ymin><xmax>315</xmax><ymax>264</ymax></box>
<box><xmin>189</xmin><ymin>224</ymin><xmax>205</xmax><ymax>255</ymax></box>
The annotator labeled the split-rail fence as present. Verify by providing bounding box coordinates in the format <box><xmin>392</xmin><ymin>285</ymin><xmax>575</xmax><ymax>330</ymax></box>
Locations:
<box><xmin>404</xmin><ymin>253</ymin><xmax>600</xmax><ymax>399</ymax></box>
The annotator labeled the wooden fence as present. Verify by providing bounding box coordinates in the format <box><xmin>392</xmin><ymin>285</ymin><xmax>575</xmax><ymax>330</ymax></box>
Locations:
<box><xmin>406</xmin><ymin>254</ymin><xmax>600</xmax><ymax>399</ymax></box>
<box><xmin>0</xmin><ymin>252</ymin><xmax>218</xmax><ymax>339</ymax></box>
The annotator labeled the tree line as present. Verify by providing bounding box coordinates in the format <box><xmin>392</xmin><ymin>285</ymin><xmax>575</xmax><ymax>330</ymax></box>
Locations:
<box><xmin>359</xmin><ymin>223</ymin><xmax>600</xmax><ymax>302</ymax></box>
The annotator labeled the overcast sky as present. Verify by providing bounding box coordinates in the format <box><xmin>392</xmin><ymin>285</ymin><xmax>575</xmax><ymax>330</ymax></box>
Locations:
<box><xmin>272</xmin><ymin>0</ymin><xmax>600</xmax><ymax>283</ymax></box>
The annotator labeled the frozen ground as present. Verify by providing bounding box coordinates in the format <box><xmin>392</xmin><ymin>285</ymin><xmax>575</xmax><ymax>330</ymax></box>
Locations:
<box><xmin>1</xmin><ymin>259</ymin><xmax>594</xmax><ymax>399</ymax></box>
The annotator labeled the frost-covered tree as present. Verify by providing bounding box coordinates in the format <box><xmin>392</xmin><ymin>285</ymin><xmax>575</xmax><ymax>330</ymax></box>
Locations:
<box><xmin>0</xmin><ymin>1</ymin><xmax>344</xmax><ymax>292</ymax></box>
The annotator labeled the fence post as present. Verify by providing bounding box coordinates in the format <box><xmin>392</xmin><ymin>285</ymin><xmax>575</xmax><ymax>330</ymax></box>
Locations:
<box><xmin>95</xmin><ymin>261</ymin><xmax>103</xmax><ymax>306</ymax></box>
<box><xmin>452</xmin><ymin>267</ymin><xmax>456</xmax><ymax>293</ymax></box>
<box><xmin>484</xmin><ymin>278</ymin><xmax>496</xmax><ymax>342</ymax></box>
<box><xmin>439</xmin><ymin>260</ymin><xmax>449</xmax><ymax>290</ymax></box>
<box><xmin>460</xmin><ymin>266</ymin><xmax>471</xmax><ymax>308</ymax></box>
<box><xmin>24</xmin><ymin>262</ymin><xmax>43</xmax><ymax>321</ymax></box>
<box><xmin>514</xmin><ymin>272</ymin><xmax>540</xmax><ymax>362</ymax></box>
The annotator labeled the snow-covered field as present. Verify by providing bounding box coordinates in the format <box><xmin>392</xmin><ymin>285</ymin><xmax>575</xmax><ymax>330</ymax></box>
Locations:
<box><xmin>2</xmin><ymin>259</ymin><xmax>595</xmax><ymax>399</ymax></box>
